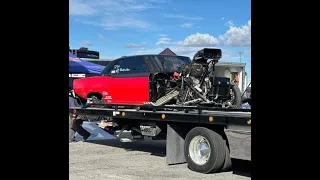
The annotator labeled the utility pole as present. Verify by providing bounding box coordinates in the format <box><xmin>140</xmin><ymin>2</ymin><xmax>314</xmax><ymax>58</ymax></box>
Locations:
<box><xmin>238</xmin><ymin>51</ymin><xmax>244</xmax><ymax>63</ymax></box>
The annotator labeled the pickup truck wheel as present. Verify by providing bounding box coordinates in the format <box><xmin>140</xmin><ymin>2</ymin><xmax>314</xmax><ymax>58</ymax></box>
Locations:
<box><xmin>91</xmin><ymin>95</ymin><xmax>105</xmax><ymax>107</ymax></box>
<box><xmin>86</xmin><ymin>95</ymin><xmax>104</xmax><ymax>121</ymax></box>
<box><xmin>184</xmin><ymin>127</ymin><xmax>226</xmax><ymax>173</ymax></box>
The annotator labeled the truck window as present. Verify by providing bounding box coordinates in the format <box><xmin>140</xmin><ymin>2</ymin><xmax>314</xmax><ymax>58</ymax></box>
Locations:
<box><xmin>109</xmin><ymin>56</ymin><xmax>149</xmax><ymax>75</ymax></box>
<box><xmin>101</xmin><ymin>61</ymin><xmax>117</xmax><ymax>75</ymax></box>
<box><xmin>154</xmin><ymin>56</ymin><xmax>191</xmax><ymax>72</ymax></box>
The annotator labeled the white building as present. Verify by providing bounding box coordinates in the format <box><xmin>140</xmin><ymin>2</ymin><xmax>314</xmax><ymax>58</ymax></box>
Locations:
<box><xmin>215</xmin><ymin>62</ymin><xmax>248</xmax><ymax>93</ymax></box>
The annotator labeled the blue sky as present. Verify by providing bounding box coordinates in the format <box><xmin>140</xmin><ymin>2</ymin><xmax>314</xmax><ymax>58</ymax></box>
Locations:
<box><xmin>69</xmin><ymin>0</ymin><xmax>251</xmax><ymax>80</ymax></box>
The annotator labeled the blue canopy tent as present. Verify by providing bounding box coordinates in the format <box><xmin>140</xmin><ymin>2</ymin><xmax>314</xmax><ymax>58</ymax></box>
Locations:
<box><xmin>69</xmin><ymin>52</ymin><xmax>105</xmax><ymax>74</ymax></box>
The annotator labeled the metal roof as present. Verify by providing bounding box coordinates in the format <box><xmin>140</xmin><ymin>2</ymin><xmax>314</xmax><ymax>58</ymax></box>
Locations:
<box><xmin>159</xmin><ymin>48</ymin><xmax>177</xmax><ymax>55</ymax></box>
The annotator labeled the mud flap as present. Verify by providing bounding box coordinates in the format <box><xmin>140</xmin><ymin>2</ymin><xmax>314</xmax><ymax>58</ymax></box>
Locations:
<box><xmin>224</xmin><ymin>125</ymin><xmax>251</xmax><ymax>161</ymax></box>
<box><xmin>166</xmin><ymin>124</ymin><xmax>187</xmax><ymax>165</ymax></box>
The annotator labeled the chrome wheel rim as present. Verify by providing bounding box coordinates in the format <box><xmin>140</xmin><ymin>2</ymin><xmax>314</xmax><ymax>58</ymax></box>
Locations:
<box><xmin>189</xmin><ymin>135</ymin><xmax>211</xmax><ymax>165</ymax></box>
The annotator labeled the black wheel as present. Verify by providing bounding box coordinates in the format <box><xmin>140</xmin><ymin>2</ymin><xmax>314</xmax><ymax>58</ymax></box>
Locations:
<box><xmin>184</xmin><ymin>127</ymin><xmax>226</xmax><ymax>173</ymax></box>
<box><xmin>86</xmin><ymin>95</ymin><xmax>104</xmax><ymax>121</ymax></box>
<box><xmin>229</xmin><ymin>83</ymin><xmax>241</xmax><ymax>106</ymax></box>
<box><xmin>91</xmin><ymin>95</ymin><xmax>105</xmax><ymax>107</ymax></box>
<box><xmin>221</xmin><ymin>140</ymin><xmax>232</xmax><ymax>172</ymax></box>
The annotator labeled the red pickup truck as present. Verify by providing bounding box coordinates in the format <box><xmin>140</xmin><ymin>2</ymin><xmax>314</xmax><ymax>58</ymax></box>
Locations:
<box><xmin>73</xmin><ymin>55</ymin><xmax>191</xmax><ymax>105</ymax></box>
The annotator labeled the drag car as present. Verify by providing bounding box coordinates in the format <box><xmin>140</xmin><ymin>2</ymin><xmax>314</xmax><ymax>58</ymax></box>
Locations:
<box><xmin>73</xmin><ymin>48</ymin><xmax>241</xmax><ymax>108</ymax></box>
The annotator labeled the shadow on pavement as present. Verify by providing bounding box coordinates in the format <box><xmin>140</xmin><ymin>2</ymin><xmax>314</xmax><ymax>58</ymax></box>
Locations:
<box><xmin>74</xmin><ymin>122</ymin><xmax>116</xmax><ymax>141</ymax></box>
<box><xmin>231</xmin><ymin>159</ymin><xmax>251</xmax><ymax>177</ymax></box>
<box><xmin>86</xmin><ymin>139</ymin><xmax>251</xmax><ymax>176</ymax></box>
<box><xmin>87</xmin><ymin>139</ymin><xmax>166</xmax><ymax>157</ymax></box>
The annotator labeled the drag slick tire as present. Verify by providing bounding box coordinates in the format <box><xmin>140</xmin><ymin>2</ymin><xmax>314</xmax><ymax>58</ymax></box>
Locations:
<box><xmin>230</xmin><ymin>83</ymin><xmax>242</xmax><ymax>107</ymax></box>
<box><xmin>184</xmin><ymin>127</ymin><xmax>226</xmax><ymax>174</ymax></box>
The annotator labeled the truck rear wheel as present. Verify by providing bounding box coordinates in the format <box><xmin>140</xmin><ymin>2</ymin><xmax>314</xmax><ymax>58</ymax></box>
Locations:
<box><xmin>221</xmin><ymin>141</ymin><xmax>232</xmax><ymax>172</ymax></box>
<box><xmin>184</xmin><ymin>127</ymin><xmax>226</xmax><ymax>173</ymax></box>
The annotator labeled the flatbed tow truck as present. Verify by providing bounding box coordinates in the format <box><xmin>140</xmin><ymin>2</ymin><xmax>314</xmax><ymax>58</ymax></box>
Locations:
<box><xmin>69</xmin><ymin>96</ymin><xmax>251</xmax><ymax>174</ymax></box>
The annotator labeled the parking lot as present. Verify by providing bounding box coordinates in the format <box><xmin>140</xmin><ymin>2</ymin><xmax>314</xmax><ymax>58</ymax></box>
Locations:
<box><xmin>69</xmin><ymin>139</ymin><xmax>251</xmax><ymax>180</ymax></box>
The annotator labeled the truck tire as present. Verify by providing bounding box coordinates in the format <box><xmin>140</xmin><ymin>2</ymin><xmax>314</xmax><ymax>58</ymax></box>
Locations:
<box><xmin>230</xmin><ymin>83</ymin><xmax>241</xmax><ymax>106</ymax></box>
<box><xmin>184</xmin><ymin>127</ymin><xmax>226</xmax><ymax>173</ymax></box>
<box><xmin>221</xmin><ymin>141</ymin><xmax>232</xmax><ymax>172</ymax></box>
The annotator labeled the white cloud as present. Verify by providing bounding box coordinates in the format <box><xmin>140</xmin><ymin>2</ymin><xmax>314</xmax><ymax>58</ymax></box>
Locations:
<box><xmin>219</xmin><ymin>20</ymin><xmax>251</xmax><ymax>47</ymax></box>
<box><xmin>156</xmin><ymin>37</ymin><xmax>172</xmax><ymax>45</ymax></box>
<box><xmin>81</xmin><ymin>40</ymin><xmax>92</xmax><ymax>46</ymax></box>
<box><xmin>69</xmin><ymin>0</ymin><xmax>97</xmax><ymax>16</ymax></box>
<box><xmin>132</xmin><ymin>19</ymin><xmax>251</xmax><ymax>59</ymax></box>
<box><xmin>133</xmin><ymin>48</ymin><xmax>164</xmax><ymax>55</ymax></box>
<box><xmin>132</xmin><ymin>19</ymin><xmax>251</xmax><ymax>58</ymax></box>
<box><xmin>98</xmin><ymin>34</ymin><xmax>104</xmax><ymax>40</ymax></box>
<box><xmin>163</xmin><ymin>13</ymin><xmax>204</xmax><ymax>20</ymax></box>
<box><xmin>100</xmin><ymin>17</ymin><xmax>150</xmax><ymax>30</ymax></box>
<box><xmin>125</xmin><ymin>43</ymin><xmax>146</xmax><ymax>48</ymax></box>
<box><xmin>70</xmin><ymin>0</ymin><xmax>165</xmax><ymax>30</ymax></box>
<box><xmin>148</xmin><ymin>0</ymin><xmax>171</xmax><ymax>3</ymax></box>
<box><xmin>175</xmin><ymin>20</ymin><xmax>251</xmax><ymax>47</ymax></box>
<box><xmin>180</xmin><ymin>23</ymin><xmax>193</xmax><ymax>28</ymax></box>
<box><xmin>227</xmin><ymin>20</ymin><xmax>234</xmax><ymax>26</ymax></box>
<box><xmin>176</xmin><ymin>33</ymin><xmax>219</xmax><ymax>47</ymax></box>
<box><xmin>128</xmin><ymin>5</ymin><xmax>149</xmax><ymax>10</ymax></box>
<box><xmin>222</xmin><ymin>17</ymin><xmax>225</xmax><ymax>20</ymax></box>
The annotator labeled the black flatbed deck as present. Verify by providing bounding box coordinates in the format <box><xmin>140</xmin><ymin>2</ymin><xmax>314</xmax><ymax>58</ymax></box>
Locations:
<box><xmin>69</xmin><ymin>101</ymin><xmax>252</xmax><ymax>165</ymax></box>
<box><xmin>69</xmin><ymin>104</ymin><xmax>251</xmax><ymax>126</ymax></box>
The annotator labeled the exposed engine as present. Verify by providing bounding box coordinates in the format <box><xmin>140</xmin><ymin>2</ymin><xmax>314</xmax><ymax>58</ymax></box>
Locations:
<box><xmin>149</xmin><ymin>48</ymin><xmax>241</xmax><ymax>108</ymax></box>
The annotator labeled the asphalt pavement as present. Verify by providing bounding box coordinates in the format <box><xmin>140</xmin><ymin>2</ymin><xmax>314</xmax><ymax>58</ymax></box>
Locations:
<box><xmin>69</xmin><ymin>139</ymin><xmax>251</xmax><ymax>180</ymax></box>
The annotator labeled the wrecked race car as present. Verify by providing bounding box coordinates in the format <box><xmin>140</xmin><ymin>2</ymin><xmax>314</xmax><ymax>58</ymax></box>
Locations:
<box><xmin>73</xmin><ymin>48</ymin><xmax>241</xmax><ymax>108</ymax></box>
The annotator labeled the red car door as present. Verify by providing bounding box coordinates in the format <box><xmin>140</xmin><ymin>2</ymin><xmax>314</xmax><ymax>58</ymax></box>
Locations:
<box><xmin>103</xmin><ymin>56</ymin><xmax>150</xmax><ymax>105</ymax></box>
